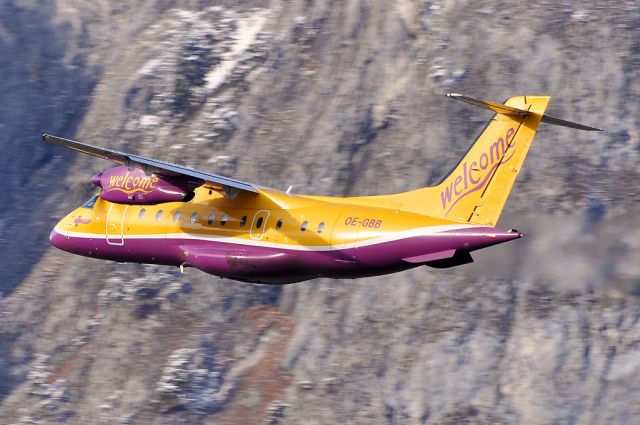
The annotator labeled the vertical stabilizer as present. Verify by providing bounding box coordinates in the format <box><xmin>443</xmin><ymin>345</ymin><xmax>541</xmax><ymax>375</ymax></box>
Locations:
<box><xmin>315</xmin><ymin>94</ymin><xmax>600</xmax><ymax>227</ymax></box>
<box><xmin>393</xmin><ymin>96</ymin><xmax>550</xmax><ymax>226</ymax></box>
<box><xmin>438</xmin><ymin>96</ymin><xmax>549</xmax><ymax>225</ymax></box>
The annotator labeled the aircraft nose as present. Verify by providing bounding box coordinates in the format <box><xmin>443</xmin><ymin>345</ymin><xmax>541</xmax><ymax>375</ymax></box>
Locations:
<box><xmin>49</xmin><ymin>228</ymin><xmax>66</xmax><ymax>250</ymax></box>
<box><xmin>49</xmin><ymin>226</ymin><xmax>78</xmax><ymax>254</ymax></box>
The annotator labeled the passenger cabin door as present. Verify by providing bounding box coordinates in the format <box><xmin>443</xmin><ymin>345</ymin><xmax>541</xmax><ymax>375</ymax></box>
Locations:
<box><xmin>250</xmin><ymin>210</ymin><xmax>270</xmax><ymax>240</ymax></box>
<box><xmin>106</xmin><ymin>203</ymin><xmax>128</xmax><ymax>246</ymax></box>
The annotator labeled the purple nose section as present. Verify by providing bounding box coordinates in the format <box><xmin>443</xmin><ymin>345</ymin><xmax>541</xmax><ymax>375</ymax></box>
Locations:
<box><xmin>49</xmin><ymin>229</ymin><xmax>76</xmax><ymax>254</ymax></box>
<box><xmin>49</xmin><ymin>229</ymin><xmax>65</xmax><ymax>250</ymax></box>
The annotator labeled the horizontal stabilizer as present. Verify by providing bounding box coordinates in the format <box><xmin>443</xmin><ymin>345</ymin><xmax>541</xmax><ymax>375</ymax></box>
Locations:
<box><xmin>446</xmin><ymin>93</ymin><xmax>528</xmax><ymax>116</ymax></box>
<box><xmin>446</xmin><ymin>93</ymin><xmax>602</xmax><ymax>131</ymax></box>
<box><xmin>539</xmin><ymin>114</ymin><xmax>602</xmax><ymax>131</ymax></box>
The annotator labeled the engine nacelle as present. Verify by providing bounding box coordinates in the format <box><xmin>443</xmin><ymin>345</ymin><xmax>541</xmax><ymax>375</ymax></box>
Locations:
<box><xmin>91</xmin><ymin>166</ymin><xmax>201</xmax><ymax>205</ymax></box>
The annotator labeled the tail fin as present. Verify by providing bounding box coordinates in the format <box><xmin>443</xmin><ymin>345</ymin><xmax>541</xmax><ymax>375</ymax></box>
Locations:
<box><xmin>394</xmin><ymin>94</ymin><xmax>601</xmax><ymax>226</ymax></box>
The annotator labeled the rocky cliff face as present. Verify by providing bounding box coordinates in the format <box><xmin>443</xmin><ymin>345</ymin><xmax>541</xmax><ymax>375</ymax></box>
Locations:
<box><xmin>1</xmin><ymin>1</ymin><xmax>639</xmax><ymax>424</ymax></box>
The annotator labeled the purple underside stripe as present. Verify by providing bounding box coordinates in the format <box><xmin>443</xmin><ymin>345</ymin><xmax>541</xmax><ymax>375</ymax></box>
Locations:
<box><xmin>50</xmin><ymin>226</ymin><xmax>520</xmax><ymax>282</ymax></box>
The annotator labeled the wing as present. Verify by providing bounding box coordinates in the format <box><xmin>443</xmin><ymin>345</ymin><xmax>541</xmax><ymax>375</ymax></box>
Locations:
<box><xmin>42</xmin><ymin>134</ymin><xmax>259</xmax><ymax>195</ymax></box>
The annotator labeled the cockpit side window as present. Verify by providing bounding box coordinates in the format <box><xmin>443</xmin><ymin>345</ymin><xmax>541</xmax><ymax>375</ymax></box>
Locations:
<box><xmin>81</xmin><ymin>194</ymin><xmax>99</xmax><ymax>209</ymax></box>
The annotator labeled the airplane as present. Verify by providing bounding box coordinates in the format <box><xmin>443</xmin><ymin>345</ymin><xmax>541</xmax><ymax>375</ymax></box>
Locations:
<box><xmin>45</xmin><ymin>94</ymin><xmax>601</xmax><ymax>284</ymax></box>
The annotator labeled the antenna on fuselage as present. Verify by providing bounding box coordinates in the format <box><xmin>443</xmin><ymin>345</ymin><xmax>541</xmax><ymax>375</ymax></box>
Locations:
<box><xmin>286</xmin><ymin>185</ymin><xmax>293</xmax><ymax>194</ymax></box>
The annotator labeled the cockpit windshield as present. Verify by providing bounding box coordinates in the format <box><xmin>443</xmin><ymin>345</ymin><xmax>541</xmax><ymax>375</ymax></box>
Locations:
<box><xmin>81</xmin><ymin>194</ymin><xmax>99</xmax><ymax>209</ymax></box>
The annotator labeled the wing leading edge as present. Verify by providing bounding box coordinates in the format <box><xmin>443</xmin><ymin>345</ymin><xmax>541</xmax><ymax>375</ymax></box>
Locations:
<box><xmin>42</xmin><ymin>134</ymin><xmax>259</xmax><ymax>195</ymax></box>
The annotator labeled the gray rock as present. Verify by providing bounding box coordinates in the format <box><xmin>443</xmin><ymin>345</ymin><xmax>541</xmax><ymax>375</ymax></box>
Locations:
<box><xmin>2</xmin><ymin>1</ymin><xmax>640</xmax><ymax>424</ymax></box>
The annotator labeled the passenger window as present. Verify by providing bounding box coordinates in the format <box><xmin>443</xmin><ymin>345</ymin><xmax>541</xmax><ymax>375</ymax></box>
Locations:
<box><xmin>139</xmin><ymin>208</ymin><xmax>146</xmax><ymax>219</ymax></box>
<box><xmin>156</xmin><ymin>210</ymin><xmax>163</xmax><ymax>221</ymax></box>
<box><xmin>276</xmin><ymin>219</ymin><xmax>283</xmax><ymax>230</ymax></box>
<box><xmin>81</xmin><ymin>194</ymin><xmax>99</xmax><ymax>209</ymax></box>
<box><xmin>301</xmin><ymin>221</ymin><xmax>308</xmax><ymax>232</ymax></box>
<box><xmin>190</xmin><ymin>212</ymin><xmax>198</xmax><ymax>223</ymax></box>
<box><xmin>256</xmin><ymin>217</ymin><xmax>264</xmax><ymax>229</ymax></box>
<box><xmin>317</xmin><ymin>222</ymin><xmax>325</xmax><ymax>233</ymax></box>
<box><xmin>208</xmin><ymin>213</ymin><xmax>216</xmax><ymax>225</ymax></box>
<box><xmin>173</xmin><ymin>211</ymin><xmax>181</xmax><ymax>222</ymax></box>
<box><xmin>240</xmin><ymin>216</ymin><xmax>247</xmax><ymax>227</ymax></box>
<box><xmin>221</xmin><ymin>214</ymin><xmax>229</xmax><ymax>226</ymax></box>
